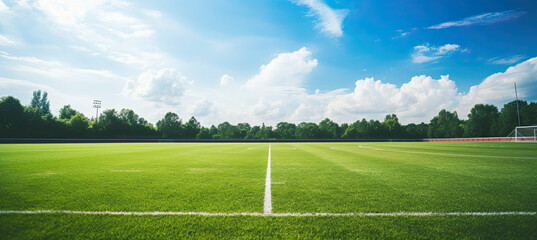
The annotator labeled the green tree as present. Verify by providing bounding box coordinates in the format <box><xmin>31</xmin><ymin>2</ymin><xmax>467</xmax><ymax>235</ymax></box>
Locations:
<box><xmin>196</xmin><ymin>127</ymin><xmax>211</xmax><ymax>139</ymax></box>
<box><xmin>523</xmin><ymin>102</ymin><xmax>537</xmax><ymax>126</ymax></box>
<box><xmin>383</xmin><ymin>114</ymin><xmax>402</xmax><ymax>138</ymax></box>
<box><xmin>338</xmin><ymin>123</ymin><xmax>349</xmax><ymax>138</ymax></box>
<box><xmin>275</xmin><ymin>122</ymin><xmax>296</xmax><ymax>139</ymax></box>
<box><xmin>182</xmin><ymin>116</ymin><xmax>201</xmax><ymax>138</ymax></box>
<box><xmin>119</xmin><ymin>109</ymin><xmax>140</xmax><ymax>125</ymax></box>
<box><xmin>93</xmin><ymin>109</ymin><xmax>123</xmax><ymax>137</ymax></box>
<box><xmin>403</xmin><ymin>123</ymin><xmax>428</xmax><ymax>138</ymax></box>
<box><xmin>498</xmin><ymin>100</ymin><xmax>530</xmax><ymax>136</ymax></box>
<box><xmin>0</xmin><ymin>96</ymin><xmax>26</xmax><ymax>137</ymax></box>
<box><xmin>31</xmin><ymin>90</ymin><xmax>50</xmax><ymax>115</ymax></box>
<box><xmin>464</xmin><ymin>104</ymin><xmax>499</xmax><ymax>137</ymax></box>
<box><xmin>68</xmin><ymin>113</ymin><xmax>90</xmax><ymax>135</ymax></box>
<box><xmin>59</xmin><ymin>105</ymin><xmax>78</xmax><ymax>120</ymax></box>
<box><xmin>318</xmin><ymin>118</ymin><xmax>338</xmax><ymax>139</ymax></box>
<box><xmin>295</xmin><ymin>122</ymin><xmax>320</xmax><ymax>139</ymax></box>
<box><xmin>209</xmin><ymin>125</ymin><xmax>218</xmax><ymax>138</ymax></box>
<box><xmin>428</xmin><ymin>109</ymin><xmax>463</xmax><ymax>138</ymax></box>
<box><xmin>342</xmin><ymin>119</ymin><xmax>368</xmax><ymax>139</ymax></box>
<box><xmin>156</xmin><ymin>112</ymin><xmax>182</xmax><ymax>138</ymax></box>
<box><xmin>255</xmin><ymin>123</ymin><xmax>274</xmax><ymax>139</ymax></box>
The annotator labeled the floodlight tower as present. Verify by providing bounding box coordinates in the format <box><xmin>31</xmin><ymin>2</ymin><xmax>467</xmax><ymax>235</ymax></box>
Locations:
<box><xmin>93</xmin><ymin>100</ymin><xmax>102</xmax><ymax>122</ymax></box>
<box><xmin>514</xmin><ymin>82</ymin><xmax>521</xmax><ymax>126</ymax></box>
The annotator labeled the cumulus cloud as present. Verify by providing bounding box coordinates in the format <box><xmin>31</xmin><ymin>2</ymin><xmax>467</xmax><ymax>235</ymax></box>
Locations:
<box><xmin>292</xmin><ymin>0</ymin><xmax>348</xmax><ymax>37</ymax></box>
<box><xmin>427</xmin><ymin>10</ymin><xmax>526</xmax><ymax>29</ymax></box>
<box><xmin>411</xmin><ymin>44</ymin><xmax>466</xmax><ymax>63</ymax></box>
<box><xmin>212</xmin><ymin>49</ymin><xmax>534</xmax><ymax>125</ymax></box>
<box><xmin>324</xmin><ymin>58</ymin><xmax>537</xmax><ymax>123</ymax></box>
<box><xmin>244</xmin><ymin>47</ymin><xmax>318</xmax><ymax>89</ymax></box>
<box><xmin>249</xmin><ymin>98</ymin><xmax>287</xmax><ymax>120</ymax></box>
<box><xmin>326</xmin><ymin>75</ymin><xmax>460</xmax><ymax>123</ymax></box>
<box><xmin>488</xmin><ymin>55</ymin><xmax>526</xmax><ymax>65</ymax></box>
<box><xmin>458</xmin><ymin>57</ymin><xmax>537</xmax><ymax>115</ymax></box>
<box><xmin>220</xmin><ymin>74</ymin><xmax>233</xmax><ymax>86</ymax></box>
<box><xmin>125</xmin><ymin>68</ymin><xmax>191</xmax><ymax>105</ymax></box>
<box><xmin>188</xmin><ymin>99</ymin><xmax>215</xmax><ymax>117</ymax></box>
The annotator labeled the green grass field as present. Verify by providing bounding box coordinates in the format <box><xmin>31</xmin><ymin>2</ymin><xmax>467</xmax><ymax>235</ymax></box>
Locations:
<box><xmin>1</xmin><ymin>142</ymin><xmax>536</xmax><ymax>239</ymax></box>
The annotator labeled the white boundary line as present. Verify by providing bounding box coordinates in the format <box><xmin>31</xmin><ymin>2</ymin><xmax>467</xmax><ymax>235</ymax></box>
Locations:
<box><xmin>358</xmin><ymin>145</ymin><xmax>537</xmax><ymax>160</ymax></box>
<box><xmin>264</xmin><ymin>144</ymin><xmax>272</xmax><ymax>215</ymax></box>
<box><xmin>0</xmin><ymin>210</ymin><xmax>534</xmax><ymax>217</ymax></box>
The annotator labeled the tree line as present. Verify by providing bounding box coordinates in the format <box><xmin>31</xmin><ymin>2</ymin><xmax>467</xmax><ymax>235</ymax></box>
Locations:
<box><xmin>1</xmin><ymin>91</ymin><xmax>536</xmax><ymax>139</ymax></box>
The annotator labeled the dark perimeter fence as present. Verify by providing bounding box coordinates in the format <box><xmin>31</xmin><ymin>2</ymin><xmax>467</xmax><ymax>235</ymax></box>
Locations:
<box><xmin>0</xmin><ymin>138</ymin><xmax>427</xmax><ymax>144</ymax></box>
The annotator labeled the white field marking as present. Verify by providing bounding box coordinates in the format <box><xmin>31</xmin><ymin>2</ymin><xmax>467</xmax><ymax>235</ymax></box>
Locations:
<box><xmin>330</xmin><ymin>147</ymin><xmax>335</xmax><ymax>149</ymax></box>
<box><xmin>264</xmin><ymin>144</ymin><xmax>272</xmax><ymax>215</ymax></box>
<box><xmin>461</xmin><ymin>145</ymin><xmax>505</xmax><ymax>148</ymax></box>
<box><xmin>0</xmin><ymin>149</ymin><xmax>91</xmax><ymax>152</ymax></box>
<box><xmin>0</xmin><ymin>210</ymin><xmax>534</xmax><ymax>217</ymax></box>
<box><xmin>272</xmin><ymin>182</ymin><xmax>285</xmax><ymax>184</ymax></box>
<box><xmin>358</xmin><ymin>146</ymin><xmax>537</xmax><ymax>160</ymax></box>
<box><xmin>110</xmin><ymin>170</ymin><xmax>144</xmax><ymax>172</ymax></box>
<box><xmin>188</xmin><ymin>168</ymin><xmax>217</xmax><ymax>172</ymax></box>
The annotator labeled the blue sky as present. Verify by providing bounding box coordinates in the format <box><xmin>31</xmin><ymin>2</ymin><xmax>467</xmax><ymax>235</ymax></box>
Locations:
<box><xmin>1</xmin><ymin>0</ymin><xmax>536</xmax><ymax>125</ymax></box>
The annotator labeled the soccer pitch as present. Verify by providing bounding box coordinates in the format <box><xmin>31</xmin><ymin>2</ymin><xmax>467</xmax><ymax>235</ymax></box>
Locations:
<box><xmin>1</xmin><ymin>142</ymin><xmax>536</xmax><ymax>239</ymax></box>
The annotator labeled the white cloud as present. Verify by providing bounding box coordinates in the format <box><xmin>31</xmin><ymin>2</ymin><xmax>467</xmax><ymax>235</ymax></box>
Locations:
<box><xmin>0</xmin><ymin>0</ymin><xmax>9</xmax><ymax>12</ymax></box>
<box><xmin>124</xmin><ymin>68</ymin><xmax>191</xmax><ymax>105</ymax></box>
<box><xmin>0</xmin><ymin>51</ymin><xmax>61</xmax><ymax>67</ymax></box>
<box><xmin>293</xmin><ymin>0</ymin><xmax>348</xmax><ymax>37</ymax></box>
<box><xmin>325</xmin><ymin>58</ymin><xmax>537</xmax><ymax>124</ymax></box>
<box><xmin>249</xmin><ymin>98</ymin><xmax>287</xmax><ymax>120</ymax></box>
<box><xmin>326</xmin><ymin>75</ymin><xmax>459</xmax><ymax>123</ymax></box>
<box><xmin>392</xmin><ymin>30</ymin><xmax>410</xmax><ymax>39</ymax></box>
<box><xmin>141</xmin><ymin>9</ymin><xmax>161</xmax><ymax>18</ymax></box>
<box><xmin>458</xmin><ymin>57</ymin><xmax>537</xmax><ymax>115</ymax></box>
<box><xmin>488</xmin><ymin>55</ymin><xmax>526</xmax><ymax>65</ymax></box>
<box><xmin>35</xmin><ymin>0</ymin><xmax>97</xmax><ymax>26</ymax></box>
<box><xmin>244</xmin><ymin>47</ymin><xmax>318</xmax><ymax>89</ymax></box>
<box><xmin>33</xmin><ymin>0</ymin><xmax>161</xmax><ymax>69</ymax></box>
<box><xmin>0</xmin><ymin>34</ymin><xmax>19</xmax><ymax>46</ymax></box>
<box><xmin>427</xmin><ymin>10</ymin><xmax>526</xmax><ymax>29</ymax></box>
<box><xmin>220</xmin><ymin>74</ymin><xmax>233</xmax><ymax>86</ymax></box>
<box><xmin>411</xmin><ymin>43</ymin><xmax>465</xmax><ymax>63</ymax></box>
<box><xmin>188</xmin><ymin>99</ymin><xmax>215</xmax><ymax>117</ymax></box>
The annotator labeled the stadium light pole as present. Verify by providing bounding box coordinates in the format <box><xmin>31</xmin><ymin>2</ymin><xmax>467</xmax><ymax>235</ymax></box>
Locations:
<box><xmin>93</xmin><ymin>100</ymin><xmax>102</xmax><ymax>122</ymax></box>
<box><xmin>514</xmin><ymin>82</ymin><xmax>521</xmax><ymax>126</ymax></box>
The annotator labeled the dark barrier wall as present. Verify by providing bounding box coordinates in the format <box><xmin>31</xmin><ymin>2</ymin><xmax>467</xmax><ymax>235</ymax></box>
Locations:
<box><xmin>0</xmin><ymin>138</ymin><xmax>423</xmax><ymax>144</ymax></box>
<box><xmin>0</xmin><ymin>137</ymin><xmax>518</xmax><ymax>144</ymax></box>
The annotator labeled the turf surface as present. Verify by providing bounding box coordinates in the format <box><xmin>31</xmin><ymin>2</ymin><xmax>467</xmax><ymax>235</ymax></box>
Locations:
<box><xmin>1</xmin><ymin>142</ymin><xmax>536</xmax><ymax>239</ymax></box>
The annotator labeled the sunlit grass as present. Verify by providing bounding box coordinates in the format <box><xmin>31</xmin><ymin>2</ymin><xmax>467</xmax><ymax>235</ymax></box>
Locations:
<box><xmin>1</xmin><ymin>142</ymin><xmax>536</xmax><ymax>239</ymax></box>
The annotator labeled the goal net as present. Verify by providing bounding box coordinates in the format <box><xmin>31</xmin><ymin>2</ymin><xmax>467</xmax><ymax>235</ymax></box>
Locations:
<box><xmin>508</xmin><ymin>126</ymin><xmax>537</xmax><ymax>142</ymax></box>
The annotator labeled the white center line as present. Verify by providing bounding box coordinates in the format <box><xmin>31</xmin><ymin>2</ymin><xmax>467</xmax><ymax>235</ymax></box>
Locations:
<box><xmin>264</xmin><ymin>144</ymin><xmax>272</xmax><ymax>215</ymax></box>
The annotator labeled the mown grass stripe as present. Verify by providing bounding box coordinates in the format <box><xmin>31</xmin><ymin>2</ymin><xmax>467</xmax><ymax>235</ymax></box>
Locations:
<box><xmin>358</xmin><ymin>145</ymin><xmax>537</xmax><ymax>159</ymax></box>
<box><xmin>0</xmin><ymin>210</ymin><xmax>535</xmax><ymax>217</ymax></box>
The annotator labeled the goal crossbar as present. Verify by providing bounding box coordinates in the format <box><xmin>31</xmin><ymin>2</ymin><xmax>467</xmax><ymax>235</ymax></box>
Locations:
<box><xmin>510</xmin><ymin>126</ymin><xmax>537</xmax><ymax>142</ymax></box>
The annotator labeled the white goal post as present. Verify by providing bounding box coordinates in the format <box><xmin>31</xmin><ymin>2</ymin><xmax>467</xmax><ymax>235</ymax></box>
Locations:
<box><xmin>509</xmin><ymin>126</ymin><xmax>537</xmax><ymax>142</ymax></box>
